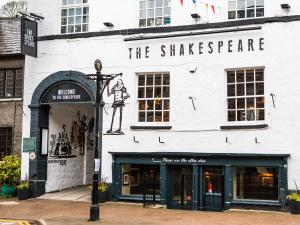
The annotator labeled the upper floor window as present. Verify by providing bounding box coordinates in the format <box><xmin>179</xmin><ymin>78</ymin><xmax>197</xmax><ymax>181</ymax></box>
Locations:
<box><xmin>139</xmin><ymin>0</ymin><xmax>171</xmax><ymax>27</ymax></box>
<box><xmin>227</xmin><ymin>68</ymin><xmax>264</xmax><ymax>122</ymax></box>
<box><xmin>0</xmin><ymin>127</ymin><xmax>12</xmax><ymax>160</ymax></box>
<box><xmin>228</xmin><ymin>0</ymin><xmax>264</xmax><ymax>20</ymax></box>
<box><xmin>0</xmin><ymin>69</ymin><xmax>23</xmax><ymax>98</ymax></box>
<box><xmin>61</xmin><ymin>0</ymin><xmax>89</xmax><ymax>34</ymax></box>
<box><xmin>137</xmin><ymin>73</ymin><xmax>170</xmax><ymax>122</ymax></box>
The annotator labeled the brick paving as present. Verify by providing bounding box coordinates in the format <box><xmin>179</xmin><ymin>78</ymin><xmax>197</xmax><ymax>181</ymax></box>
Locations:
<box><xmin>0</xmin><ymin>199</ymin><xmax>299</xmax><ymax>225</ymax></box>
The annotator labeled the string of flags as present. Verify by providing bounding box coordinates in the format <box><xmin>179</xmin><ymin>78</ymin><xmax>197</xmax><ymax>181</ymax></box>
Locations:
<box><xmin>179</xmin><ymin>0</ymin><xmax>220</xmax><ymax>15</ymax></box>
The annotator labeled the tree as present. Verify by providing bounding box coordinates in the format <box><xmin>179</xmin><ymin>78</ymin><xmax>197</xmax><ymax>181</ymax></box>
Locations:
<box><xmin>0</xmin><ymin>0</ymin><xmax>27</xmax><ymax>17</ymax></box>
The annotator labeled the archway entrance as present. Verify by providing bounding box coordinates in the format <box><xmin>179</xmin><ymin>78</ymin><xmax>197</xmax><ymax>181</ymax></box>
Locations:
<box><xmin>29</xmin><ymin>71</ymin><xmax>96</xmax><ymax>197</ymax></box>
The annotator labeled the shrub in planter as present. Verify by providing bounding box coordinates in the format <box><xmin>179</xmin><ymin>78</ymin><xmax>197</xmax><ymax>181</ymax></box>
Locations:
<box><xmin>0</xmin><ymin>155</ymin><xmax>21</xmax><ymax>197</ymax></box>
<box><xmin>88</xmin><ymin>177</ymin><xmax>109</xmax><ymax>203</ymax></box>
<box><xmin>16</xmin><ymin>180</ymin><xmax>30</xmax><ymax>200</ymax></box>
<box><xmin>287</xmin><ymin>192</ymin><xmax>300</xmax><ymax>214</ymax></box>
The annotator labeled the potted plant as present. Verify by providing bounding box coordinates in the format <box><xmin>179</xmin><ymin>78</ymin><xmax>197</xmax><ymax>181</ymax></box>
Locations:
<box><xmin>16</xmin><ymin>180</ymin><xmax>30</xmax><ymax>200</ymax></box>
<box><xmin>98</xmin><ymin>178</ymin><xmax>109</xmax><ymax>203</ymax></box>
<box><xmin>0</xmin><ymin>155</ymin><xmax>21</xmax><ymax>197</ymax></box>
<box><xmin>287</xmin><ymin>182</ymin><xmax>300</xmax><ymax>215</ymax></box>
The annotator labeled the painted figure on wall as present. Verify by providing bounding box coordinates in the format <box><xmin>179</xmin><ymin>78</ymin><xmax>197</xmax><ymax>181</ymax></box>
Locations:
<box><xmin>77</xmin><ymin>111</ymin><xmax>88</xmax><ymax>155</ymax></box>
<box><xmin>52</xmin><ymin>124</ymin><xmax>72</xmax><ymax>157</ymax></box>
<box><xmin>107</xmin><ymin>79</ymin><xmax>130</xmax><ymax>134</ymax></box>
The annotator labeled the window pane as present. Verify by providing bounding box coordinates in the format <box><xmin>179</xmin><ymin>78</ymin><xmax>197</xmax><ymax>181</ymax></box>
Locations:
<box><xmin>163</xmin><ymin>100</ymin><xmax>170</xmax><ymax>110</ymax></box>
<box><xmin>83</xmin><ymin>15</ymin><xmax>88</xmax><ymax>23</ymax></box>
<box><xmin>5</xmin><ymin>70</ymin><xmax>14</xmax><ymax>97</ymax></box>
<box><xmin>138</xmin><ymin>87</ymin><xmax>145</xmax><ymax>98</ymax></box>
<box><xmin>233</xmin><ymin>167</ymin><xmax>278</xmax><ymax>200</ymax></box>
<box><xmin>147</xmin><ymin>100</ymin><xmax>154</xmax><ymax>110</ymax></box>
<box><xmin>68</xmin><ymin>25</ymin><xmax>74</xmax><ymax>33</ymax></box>
<box><xmin>156</xmin><ymin>8</ymin><xmax>163</xmax><ymax>17</ymax></box>
<box><xmin>256</xmin><ymin>8</ymin><xmax>264</xmax><ymax>17</ymax></box>
<box><xmin>246</xmin><ymin>70</ymin><xmax>254</xmax><ymax>82</ymax></box>
<box><xmin>156</xmin><ymin>0</ymin><xmax>163</xmax><ymax>7</ymax></box>
<box><xmin>148</xmin><ymin>0</ymin><xmax>154</xmax><ymax>8</ymax></box>
<box><xmin>147</xmin><ymin>9</ymin><xmax>154</xmax><ymax>17</ymax></box>
<box><xmin>236</xmin><ymin>84</ymin><xmax>244</xmax><ymax>96</ymax></box>
<box><xmin>247</xmin><ymin>9</ymin><xmax>255</xmax><ymax>18</ymax></box>
<box><xmin>62</xmin><ymin>0</ymin><xmax>68</xmax><ymax>5</ymax></box>
<box><xmin>140</xmin><ymin>0</ymin><xmax>146</xmax><ymax>9</ymax></box>
<box><xmin>228</xmin><ymin>11</ymin><xmax>236</xmax><ymax>19</ymax></box>
<box><xmin>138</xmin><ymin>75</ymin><xmax>145</xmax><ymax>86</ymax></box>
<box><xmin>155</xmin><ymin>111</ymin><xmax>162</xmax><ymax>122</ymax></box>
<box><xmin>237</xmin><ymin>0</ymin><xmax>245</xmax><ymax>9</ymax></box>
<box><xmin>146</xmin><ymin>75</ymin><xmax>153</xmax><ymax>85</ymax></box>
<box><xmin>139</xmin><ymin>112</ymin><xmax>146</xmax><ymax>122</ymax></box>
<box><xmin>237</xmin><ymin>98</ymin><xmax>245</xmax><ymax>109</ymax></box>
<box><xmin>256</xmin><ymin>97</ymin><xmax>264</xmax><ymax>108</ymax></box>
<box><xmin>76</xmin><ymin>7</ymin><xmax>82</xmax><ymax>15</ymax></box>
<box><xmin>155</xmin><ymin>99</ymin><xmax>162</xmax><ymax>110</ymax></box>
<box><xmin>163</xmin><ymin>111</ymin><xmax>169</xmax><ymax>122</ymax></box>
<box><xmin>82</xmin><ymin>24</ymin><xmax>88</xmax><ymax>32</ymax></box>
<box><xmin>164</xmin><ymin>17</ymin><xmax>171</xmax><ymax>25</ymax></box>
<box><xmin>255</xmin><ymin>69</ymin><xmax>264</xmax><ymax>81</ymax></box>
<box><xmin>163</xmin><ymin>87</ymin><xmax>169</xmax><ymax>97</ymax></box>
<box><xmin>155</xmin><ymin>17</ymin><xmax>163</xmax><ymax>26</ymax></box>
<box><xmin>256</xmin><ymin>0</ymin><xmax>264</xmax><ymax>7</ymax></box>
<box><xmin>15</xmin><ymin>69</ymin><xmax>23</xmax><ymax>97</ymax></box>
<box><xmin>68</xmin><ymin>8</ymin><xmax>75</xmax><ymax>16</ymax></box>
<box><xmin>236</xmin><ymin>70</ymin><xmax>244</xmax><ymax>82</ymax></box>
<box><xmin>75</xmin><ymin>16</ymin><xmax>82</xmax><ymax>24</ymax></box>
<box><xmin>139</xmin><ymin>19</ymin><xmax>146</xmax><ymax>27</ymax></box>
<box><xmin>147</xmin><ymin>111</ymin><xmax>154</xmax><ymax>122</ymax></box>
<box><xmin>62</xmin><ymin>9</ymin><xmax>68</xmax><ymax>16</ymax></box>
<box><xmin>0</xmin><ymin>70</ymin><xmax>5</xmax><ymax>97</ymax></box>
<box><xmin>256</xmin><ymin>83</ymin><xmax>264</xmax><ymax>95</ymax></box>
<box><xmin>164</xmin><ymin>7</ymin><xmax>170</xmax><ymax>16</ymax></box>
<box><xmin>247</xmin><ymin>0</ymin><xmax>255</xmax><ymax>8</ymax></box>
<box><xmin>247</xmin><ymin>109</ymin><xmax>255</xmax><ymax>121</ymax></box>
<box><xmin>228</xmin><ymin>99</ymin><xmax>236</xmax><ymax>109</ymax></box>
<box><xmin>227</xmin><ymin>71</ymin><xmax>235</xmax><ymax>83</ymax></box>
<box><xmin>140</xmin><ymin>10</ymin><xmax>146</xmax><ymax>18</ymax></box>
<box><xmin>139</xmin><ymin>100</ymin><xmax>146</xmax><ymax>110</ymax></box>
<box><xmin>61</xmin><ymin>26</ymin><xmax>67</xmax><ymax>33</ymax></box>
<box><xmin>68</xmin><ymin>16</ymin><xmax>74</xmax><ymax>24</ymax></box>
<box><xmin>246</xmin><ymin>97</ymin><xmax>255</xmax><ymax>108</ymax></box>
<box><xmin>237</xmin><ymin>10</ymin><xmax>245</xmax><ymax>18</ymax></box>
<box><xmin>228</xmin><ymin>110</ymin><xmax>236</xmax><ymax>121</ymax></box>
<box><xmin>154</xmin><ymin>87</ymin><xmax>161</xmax><ymax>98</ymax></box>
<box><xmin>61</xmin><ymin>17</ymin><xmax>67</xmax><ymax>25</ymax></box>
<box><xmin>246</xmin><ymin>83</ymin><xmax>254</xmax><ymax>95</ymax></box>
<box><xmin>163</xmin><ymin>74</ymin><xmax>170</xmax><ymax>85</ymax></box>
<box><xmin>83</xmin><ymin>7</ymin><xmax>89</xmax><ymax>15</ymax></box>
<box><xmin>155</xmin><ymin>74</ymin><xmax>162</xmax><ymax>85</ymax></box>
<box><xmin>228</xmin><ymin>1</ymin><xmax>236</xmax><ymax>11</ymax></box>
<box><xmin>68</xmin><ymin>0</ymin><xmax>75</xmax><ymax>5</ymax></box>
<box><xmin>237</xmin><ymin>110</ymin><xmax>246</xmax><ymax>121</ymax></box>
<box><xmin>227</xmin><ymin>84</ymin><xmax>235</xmax><ymax>97</ymax></box>
<box><xmin>164</xmin><ymin>0</ymin><xmax>170</xmax><ymax>7</ymax></box>
<box><xmin>257</xmin><ymin>109</ymin><xmax>265</xmax><ymax>120</ymax></box>
<box><xmin>75</xmin><ymin>24</ymin><xmax>81</xmax><ymax>32</ymax></box>
<box><xmin>146</xmin><ymin>87</ymin><xmax>153</xmax><ymax>98</ymax></box>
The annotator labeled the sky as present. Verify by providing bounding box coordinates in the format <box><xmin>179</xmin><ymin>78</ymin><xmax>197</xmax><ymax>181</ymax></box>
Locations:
<box><xmin>0</xmin><ymin>0</ymin><xmax>11</xmax><ymax>7</ymax></box>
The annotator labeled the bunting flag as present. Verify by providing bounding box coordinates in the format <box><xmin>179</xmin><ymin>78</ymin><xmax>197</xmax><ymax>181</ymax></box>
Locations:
<box><xmin>205</xmin><ymin>3</ymin><xmax>208</xmax><ymax>12</ymax></box>
<box><xmin>192</xmin><ymin>0</ymin><xmax>196</xmax><ymax>4</ymax></box>
<box><xmin>211</xmin><ymin>5</ymin><xmax>215</xmax><ymax>14</ymax></box>
<box><xmin>180</xmin><ymin>0</ymin><xmax>183</xmax><ymax>6</ymax></box>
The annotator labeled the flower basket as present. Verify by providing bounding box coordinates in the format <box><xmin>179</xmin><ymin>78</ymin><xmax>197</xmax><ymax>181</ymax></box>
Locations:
<box><xmin>1</xmin><ymin>184</ymin><xmax>16</xmax><ymax>197</ymax></box>
<box><xmin>16</xmin><ymin>180</ymin><xmax>30</xmax><ymax>200</ymax></box>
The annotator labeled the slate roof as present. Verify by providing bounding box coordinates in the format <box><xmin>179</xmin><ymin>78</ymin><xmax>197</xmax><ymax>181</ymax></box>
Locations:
<box><xmin>0</xmin><ymin>17</ymin><xmax>21</xmax><ymax>55</ymax></box>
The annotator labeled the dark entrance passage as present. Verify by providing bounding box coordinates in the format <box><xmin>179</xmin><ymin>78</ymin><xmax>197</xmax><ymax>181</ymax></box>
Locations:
<box><xmin>169</xmin><ymin>166</ymin><xmax>193</xmax><ymax>209</ymax></box>
<box><xmin>203</xmin><ymin>167</ymin><xmax>224</xmax><ymax>211</ymax></box>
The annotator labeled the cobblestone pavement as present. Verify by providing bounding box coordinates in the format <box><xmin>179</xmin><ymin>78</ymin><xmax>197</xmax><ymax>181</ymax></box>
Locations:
<box><xmin>0</xmin><ymin>199</ymin><xmax>300</xmax><ymax>225</ymax></box>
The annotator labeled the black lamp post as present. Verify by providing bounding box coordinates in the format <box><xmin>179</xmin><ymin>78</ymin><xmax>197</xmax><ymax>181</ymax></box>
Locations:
<box><xmin>89</xmin><ymin>59</ymin><xmax>122</xmax><ymax>221</ymax></box>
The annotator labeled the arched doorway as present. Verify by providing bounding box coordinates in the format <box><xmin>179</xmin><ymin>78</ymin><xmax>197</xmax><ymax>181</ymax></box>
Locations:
<box><xmin>29</xmin><ymin>71</ymin><xmax>96</xmax><ymax>197</ymax></box>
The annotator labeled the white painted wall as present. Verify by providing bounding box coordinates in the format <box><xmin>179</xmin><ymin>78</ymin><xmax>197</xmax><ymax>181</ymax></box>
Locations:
<box><xmin>22</xmin><ymin>18</ymin><xmax>300</xmax><ymax>190</ymax></box>
<box><xmin>26</xmin><ymin>0</ymin><xmax>300</xmax><ymax>36</ymax></box>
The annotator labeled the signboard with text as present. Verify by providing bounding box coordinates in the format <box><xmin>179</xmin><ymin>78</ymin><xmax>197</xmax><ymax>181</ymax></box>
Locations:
<box><xmin>40</xmin><ymin>82</ymin><xmax>92</xmax><ymax>104</ymax></box>
<box><xmin>21</xmin><ymin>17</ymin><xmax>38</xmax><ymax>58</ymax></box>
<box><xmin>23</xmin><ymin>137</ymin><xmax>36</xmax><ymax>152</ymax></box>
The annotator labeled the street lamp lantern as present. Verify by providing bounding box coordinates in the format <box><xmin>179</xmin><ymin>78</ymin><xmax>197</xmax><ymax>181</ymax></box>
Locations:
<box><xmin>89</xmin><ymin>59</ymin><xmax>122</xmax><ymax>221</ymax></box>
<box><xmin>94</xmin><ymin>59</ymin><xmax>102</xmax><ymax>73</ymax></box>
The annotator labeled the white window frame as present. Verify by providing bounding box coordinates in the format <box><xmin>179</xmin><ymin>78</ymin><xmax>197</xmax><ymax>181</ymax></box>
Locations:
<box><xmin>228</xmin><ymin>0</ymin><xmax>264</xmax><ymax>20</ymax></box>
<box><xmin>136</xmin><ymin>72</ymin><xmax>170</xmax><ymax>125</ymax></box>
<box><xmin>61</xmin><ymin>0</ymin><xmax>89</xmax><ymax>34</ymax></box>
<box><xmin>225</xmin><ymin>67</ymin><xmax>265</xmax><ymax>124</ymax></box>
<box><xmin>139</xmin><ymin>0</ymin><xmax>171</xmax><ymax>28</ymax></box>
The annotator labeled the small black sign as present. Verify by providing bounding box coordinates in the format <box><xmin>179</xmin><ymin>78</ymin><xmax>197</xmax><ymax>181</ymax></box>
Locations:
<box><xmin>41</xmin><ymin>82</ymin><xmax>92</xmax><ymax>104</ymax></box>
<box><xmin>21</xmin><ymin>17</ymin><xmax>38</xmax><ymax>58</ymax></box>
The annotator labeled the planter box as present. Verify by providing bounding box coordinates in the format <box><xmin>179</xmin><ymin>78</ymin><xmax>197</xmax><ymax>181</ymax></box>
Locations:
<box><xmin>98</xmin><ymin>192</ymin><xmax>107</xmax><ymax>203</ymax></box>
<box><xmin>17</xmin><ymin>189</ymin><xmax>30</xmax><ymax>200</ymax></box>
<box><xmin>1</xmin><ymin>184</ymin><xmax>16</xmax><ymax>197</ymax></box>
<box><xmin>290</xmin><ymin>200</ymin><xmax>300</xmax><ymax>215</ymax></box>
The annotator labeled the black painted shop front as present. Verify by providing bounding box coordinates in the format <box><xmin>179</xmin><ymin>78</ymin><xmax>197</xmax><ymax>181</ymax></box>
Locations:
<box><xmin>111</xmin><ymin>152</ymin><xmax>289</xmax><ymax>211</ymax></box>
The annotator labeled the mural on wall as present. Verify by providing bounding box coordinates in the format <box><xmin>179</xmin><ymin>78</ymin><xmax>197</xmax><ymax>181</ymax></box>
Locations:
<box><xmin>106</xmin><ymin>79</ymin><xmax>130</xmax><ymax>135</ymax></box>
<box><xmin>49</xmin><ymin>111</ymin><xmax>94</xmax><ymax>160</ymax></box>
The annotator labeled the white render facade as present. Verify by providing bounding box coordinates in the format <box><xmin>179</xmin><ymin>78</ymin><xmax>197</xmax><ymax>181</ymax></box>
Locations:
<box><xmin>21</xmin><ymin>0</ymin><xmax>300</xmax><ymax>210</ymax></box>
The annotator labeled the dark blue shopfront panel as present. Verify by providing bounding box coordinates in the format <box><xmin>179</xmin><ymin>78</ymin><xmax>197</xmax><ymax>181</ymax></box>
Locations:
<box><xmin>111</xmin><ymin>152</ymin><xmax>289</xmax><ymax>211</ymax></box>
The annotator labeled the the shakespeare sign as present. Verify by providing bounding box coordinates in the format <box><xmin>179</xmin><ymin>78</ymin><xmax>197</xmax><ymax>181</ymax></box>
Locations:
<box><xmin>21</xmin><ymin>17</ymin><xmax>38</xmax><ymax>58</ymax></box>
<box><xmin>40</xmin><ymin>82</ymin><xmax>92</xmax><ymax>104</ymax></box>
<box><xmin>128</xmin><ymin>38</ymin><xmax>264</xmax><ymax>60</ymax></box>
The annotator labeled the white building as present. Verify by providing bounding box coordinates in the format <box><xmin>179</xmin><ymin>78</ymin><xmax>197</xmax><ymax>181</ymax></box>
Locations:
<box><xmin>21</xmin><ymin>0</ymin><xmax>300</xmax><ymax>211</ymax></box>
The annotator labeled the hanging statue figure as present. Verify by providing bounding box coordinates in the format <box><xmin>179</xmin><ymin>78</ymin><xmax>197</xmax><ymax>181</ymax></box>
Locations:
<box><xmin>107</xmin><ymin>79</ymin><xmax>130</xmax><ymax>134</ymax></box>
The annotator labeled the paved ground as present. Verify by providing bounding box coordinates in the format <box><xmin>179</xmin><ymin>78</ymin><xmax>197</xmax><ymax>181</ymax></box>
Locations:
<box><xmin>0</xmin><ymin>198</ymin><xmax>300</xmax><ymax>225</ymax></box>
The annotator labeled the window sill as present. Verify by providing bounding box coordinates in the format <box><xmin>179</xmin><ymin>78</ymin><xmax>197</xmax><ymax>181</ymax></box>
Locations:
<box><xmin>130</xmin><ymin>125</ymin><xmax>172</xmax><ymax>130</ymax></box>
<box><xmin>0</xmin><ymin>98</ymin><xmax>22</xmax><ymax>102</ymax></box>
<box><xmin>220</xmin><ymin>124</ymin><xmax>268</xmax><ymax>130</ymax></box>
<box><xmin>231</xmin><ymin>199</ymin><xmax>280</xmax><ymax>206</ymax></box>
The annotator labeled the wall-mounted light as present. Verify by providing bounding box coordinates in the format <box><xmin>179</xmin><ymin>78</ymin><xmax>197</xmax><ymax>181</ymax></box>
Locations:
<box><xmin>103</xmin><ymin>22</ymin><xmax>114</xmax><ymax>28</ymax></box>
<box><xmin>191</xmin><ymin>13</ymin><xmax>201</xmax><ymax>19</ymax></box>
<box><xmin>281</xmin><ymin>4</ymin><xmax>290</xmax><ymax>9</ymax></box>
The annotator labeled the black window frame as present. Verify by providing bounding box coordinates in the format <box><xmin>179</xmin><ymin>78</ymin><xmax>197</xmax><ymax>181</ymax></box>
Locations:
<box><xmin>0</xmin><ymin>68</ymin><xmax>23</xmax><ymax>98</ymax></box>
<box><xmin>0</xmin><ymin>127</ymin><xmax>13</xmax><ymax>160</ymax></box>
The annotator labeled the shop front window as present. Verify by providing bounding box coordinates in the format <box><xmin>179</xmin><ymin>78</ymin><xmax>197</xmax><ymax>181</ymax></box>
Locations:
<box><xmin>233</xmin><ymin>167</ymin><xmax>278</xmax><ymax>201</ymax></box>
<box><xmin>121</xmin><ymin>164</ymin><xmax>160</xmax><ymax>196</ymax></box>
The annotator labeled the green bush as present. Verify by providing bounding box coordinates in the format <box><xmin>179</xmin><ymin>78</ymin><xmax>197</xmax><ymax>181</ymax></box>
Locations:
<box><xmin>287</xmin><ymin>192</ymin><xmax>300</xmax><ymax>202</ymax></box>
<box><xmin>0</xmin><ymin>155</ymin><xmax>21</xmax><ymax>185</ymax></box>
